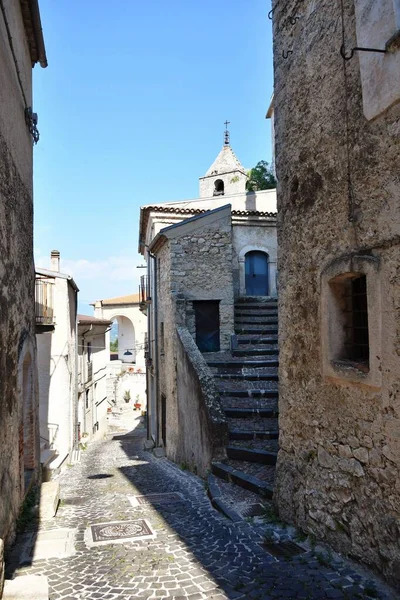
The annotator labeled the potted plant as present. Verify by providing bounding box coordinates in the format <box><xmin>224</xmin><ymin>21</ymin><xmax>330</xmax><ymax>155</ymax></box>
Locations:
<box><xmin>134</xmin><ymin>394</ymin><xmax>141</xmax><ymax>411</ymax></box>
<box><xmin>123</xmin><ymin>390</ymin><xmax>131</xmax><ymax>403</ymax></box>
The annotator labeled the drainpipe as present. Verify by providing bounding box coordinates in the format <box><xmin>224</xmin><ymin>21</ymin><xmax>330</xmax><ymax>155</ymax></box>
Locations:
<box><xmin>151</xmin><ymin>253</ymin><xmax>160</xmax><ymax>447</ymax></box>
<box><xmin>78</xmin><ymin>323</ymin><xmax>93</xmax><ymax>446</ymax></box>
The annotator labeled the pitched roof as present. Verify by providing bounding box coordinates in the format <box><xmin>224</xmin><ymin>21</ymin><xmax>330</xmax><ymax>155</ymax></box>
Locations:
<box><xmin>100</xmin><ymin>293</ymin><xmax>141</xmax><ymax>306</ymax></box>
<box><xmin>203</xmin><ymin>145</ymin><xmax>246</xmax><ymax>178</ymax></box>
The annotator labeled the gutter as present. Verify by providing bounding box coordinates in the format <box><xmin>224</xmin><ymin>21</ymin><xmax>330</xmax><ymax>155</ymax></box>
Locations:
<box><xmin>28</xmin><ymin>0</ymin><xmax>47</xmax><ymax>67</ymax></box>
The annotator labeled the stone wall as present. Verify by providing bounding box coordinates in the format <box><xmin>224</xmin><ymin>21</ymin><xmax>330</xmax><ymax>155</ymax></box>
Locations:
<box><xmin>174</xmin><ymin>327</ymin><xmax>228</xmax><ymax>476</ymax></box>
<box><xmin>273</xmin><ymin>0</ymin><xmax>400</xmax><ymax>587</ymax></box>
<box><xmin>155</xmin><ymin>209</ymin><xmax>233</xmax><ymax>469</ymax></box>
<box><xmin>168</xmin><ymin>209</ymin><xmax>234</xmax><ymax>351</ymax></box>
<box><xmin>0</xmin><ymin>0</ymin><xmax>38</xmax><ymax>554</ymax></box>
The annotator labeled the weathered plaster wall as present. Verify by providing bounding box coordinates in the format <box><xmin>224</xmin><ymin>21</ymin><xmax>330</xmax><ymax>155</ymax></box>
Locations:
<box><xmin>37</xmin><ymin>277</ymin><xmax>77</xmax><ymax>468</ymax></box>
<box><xmin>0</xmin><ymin>0</ymin><xmax>38</xmax><ymax>553</ymax></box>
<box><xmin>273</xmin><ymin>0</ymin><xmax>400</xmax><ymax>586</ymax></box>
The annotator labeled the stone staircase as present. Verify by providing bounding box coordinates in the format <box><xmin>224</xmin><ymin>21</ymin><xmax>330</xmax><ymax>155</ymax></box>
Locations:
<box><xmin>206</xmin><ymin>297</ymin><xmax>279</xmax><ymax>503</ymax></box>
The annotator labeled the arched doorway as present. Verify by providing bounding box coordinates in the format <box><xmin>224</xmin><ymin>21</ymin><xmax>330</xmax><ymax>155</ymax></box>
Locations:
<box><xmin>245</xmin><ymin>251</ymin><xmax>269</xmax><ymax>296</ymax></box>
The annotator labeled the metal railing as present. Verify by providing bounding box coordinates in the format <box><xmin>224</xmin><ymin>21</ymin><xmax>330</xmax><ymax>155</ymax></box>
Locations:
<box><xmin>87</xmin><ymin>362</ymin><xmax>93</xmax><ymax>382</ymax></box>
<box><xmin>35</xmin><ymin>277</ymin><xmax>55</xmax><ymax>325</ymax></box>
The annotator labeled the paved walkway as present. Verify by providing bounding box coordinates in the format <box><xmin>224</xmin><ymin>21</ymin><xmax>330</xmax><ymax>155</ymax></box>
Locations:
<box><xmin>6</xmin><ymin>415</ymin><xmax>394</xmax><ymax>600</ymax></box>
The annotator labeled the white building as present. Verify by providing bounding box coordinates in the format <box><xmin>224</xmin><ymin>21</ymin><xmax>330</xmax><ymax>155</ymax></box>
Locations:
<box><xmin>35</xmin><ymin>251</ymin><xmax>78</xmax><ymax>474</ymax></box>
<box><xmin>92</xmin><ymin>294</ymin><xmax>147</xmax><ymax>410</ymax></box>
<box><xmin>77</xmin><ymin>314</ymin><xmax>112</xmax><ymax>443</ymax></box>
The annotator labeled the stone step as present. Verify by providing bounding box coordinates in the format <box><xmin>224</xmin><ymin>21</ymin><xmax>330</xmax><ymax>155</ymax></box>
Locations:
<box><xmin>3</xmin><ymin>575</ymin><xmax>49</xmax><ymax>599</ymax></box>
<box><xmin>215</xmin><ymin>371</ymin><xmax>279</xmax><ymax>381</ymax></box>
<box><xmin>236</xmin><ymin>297</ymin><xmax>278</xmax><ymax>305</ymax></box>
<box><xmin>235</xmin><ymin>316</ymin><xmax>278</xmax><ymax>324</ymax></box>
<box><xmin>39</xmin><ymin>481</ymin><xmax>60</xmax><ymax>520</ymax></box>
<box><xmin>235</xmin><ymin>307</ymin><xmax>278</xmax><ymax>315</ymax></box>
<box><xmin>227</xmin><ymin>445</ymin><xmax>277</xmax><ymax>465</ymax></box>
<box><xmin>218</xmin><ymin>386</ymin><xmax>278</xmax><ymax>396</ymax></box>
<box><xmin>222</xmin><ymin>396</ymin><xmax>278</xmax><ymax>410</ymax></box>
<box><xmin>229</xmin><ymin>429</ymin><xmax>279</xmax><ymax>440</ymax></box>
<box><xmin>209</xmin><ymin>358</ymin><xmax>279</xmax><ymax>380</ymax></box>
<box><xmin>207</xmin><ymin>359</ymin><xmax>279</xmax><ymax>370</ymax></box>
<box><xmin>211</xmin><ymin>461</ymin><xmax>274</xmax><ymax>498</ymax></box>
<box><xmin>235</xmin><ymin>326</ymin><xmax>278</xmax><ymax>335</ymax></box>
<box><xmin>224</xmin><ymin>407</ymin><xmax>279</xmax><ymax>419</ymax></box>
<box><xmin>232</xmin><ymin>348</ymin><xmax>278</xmax><ymax>358</ymax></box>
<box><xmin>237</xmin><ymin>335</ymin><xmax>278</xmax><ymax>344</ymax></box>
<box><xmin>229</xmin><ymin>438</ymin><xmax>279</xmax><ymax>453</ymax></box>
<box><xmin>227</xmin><ymin>416</ymin><xmax>279</xmax><ymax>432</ymax></box>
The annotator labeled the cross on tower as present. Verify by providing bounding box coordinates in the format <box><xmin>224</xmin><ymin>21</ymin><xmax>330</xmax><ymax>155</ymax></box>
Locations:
<box><xmin>224</xmin><ymin>120</ymin><xmax>230</xmax><ymax>145</ymax></box>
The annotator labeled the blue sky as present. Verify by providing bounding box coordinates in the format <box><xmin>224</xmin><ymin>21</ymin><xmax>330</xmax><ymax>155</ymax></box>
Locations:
<box><xmin>33</xmin><ymin>0</ymin><xmax>274</xmax><ymax>313</ymax></box>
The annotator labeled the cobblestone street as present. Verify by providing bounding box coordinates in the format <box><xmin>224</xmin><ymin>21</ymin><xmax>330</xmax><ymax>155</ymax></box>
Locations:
<box><xmin>6</xmin><ymin>415</ymin><xmax>394</xmax><ymax>600</ymax></box>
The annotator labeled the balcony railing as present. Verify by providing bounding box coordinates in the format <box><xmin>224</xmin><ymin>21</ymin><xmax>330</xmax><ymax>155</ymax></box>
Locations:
<box><xmin>35</xmin><ymin>277</ymin><xmax>55</xmax><ymax>329</ymax></box>
<box><xmin>87</xmin><ymin>362</ymin><xmax>93</xmax><ymax>382</ymax></box>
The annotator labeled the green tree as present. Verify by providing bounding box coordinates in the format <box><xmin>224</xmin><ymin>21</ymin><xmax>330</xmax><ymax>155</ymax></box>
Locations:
<box><xmin>246</xmin><ymin>160</ymin><xmax>276</xmax><ymax>192</ymax></box>
<box><xmin>110</xmin><ymin>339</ymin><xmax>118</xmax><ymax>352</ymax></box>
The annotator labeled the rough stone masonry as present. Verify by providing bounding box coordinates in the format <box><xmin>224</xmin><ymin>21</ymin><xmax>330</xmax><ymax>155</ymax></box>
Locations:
<box><xmin>273</xmin><ymin>0</ymin><xmax>400</xmax><ymax>589</ymax></box>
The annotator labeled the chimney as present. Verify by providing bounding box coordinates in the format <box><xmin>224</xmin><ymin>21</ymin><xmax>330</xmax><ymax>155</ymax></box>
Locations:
<box><xmin>50</xmin><ymin>250</ymin><xmax>60</xmax><ymax>272</ymax></box>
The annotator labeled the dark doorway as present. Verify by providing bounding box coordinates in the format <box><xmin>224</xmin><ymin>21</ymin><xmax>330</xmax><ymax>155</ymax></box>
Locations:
<box><xmin>193</xmin><ymin>301</ymin><xmax>220</xmax><ymax>352</ymax></box>
<box><xmin>245</xmin><ymin>251</ymin><xmax>269</xmax><ymax>296</ymax></box>
<box><xmin>161</xmin><ymin>394</ymin><xmax>167</xmax><ymax>448</ymax></box>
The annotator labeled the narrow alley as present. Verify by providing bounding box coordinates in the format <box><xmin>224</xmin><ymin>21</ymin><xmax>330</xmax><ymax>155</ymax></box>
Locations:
<box><xmin>6</xmin><ymin>413</ymin><xmax>393</xmax><ymax>600</ymax></box>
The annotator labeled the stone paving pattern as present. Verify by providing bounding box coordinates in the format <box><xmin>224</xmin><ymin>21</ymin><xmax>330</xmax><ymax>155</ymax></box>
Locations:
<box><xmin>5</xmin><ymin>418</ymin><xmax>395</xmax><ymax>600</ymax></box>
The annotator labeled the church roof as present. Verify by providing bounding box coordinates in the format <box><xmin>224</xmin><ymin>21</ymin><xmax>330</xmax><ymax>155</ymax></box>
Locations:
<box><xmin>203</xmin><ymin>145</ymin><xmax>247</xmax><ymax>178</ymax></box>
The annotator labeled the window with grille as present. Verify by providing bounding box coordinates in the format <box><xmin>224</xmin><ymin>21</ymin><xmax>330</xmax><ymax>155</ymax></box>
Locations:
<box><xmin>342</xmin><ymin>275</ymin><xmax>369</xmax><ymax>364</ymax></box>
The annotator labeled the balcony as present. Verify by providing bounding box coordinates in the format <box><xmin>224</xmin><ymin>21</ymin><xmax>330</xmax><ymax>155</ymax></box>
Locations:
<box><xmin>35</xmin><ymin>277</ymin><xmax>55</xmax><ymax>332</ymax></box>
<box><xmin>139</xmin><ymin>275</ymin><xmax>151</xmax><ymax>314</ymax></box>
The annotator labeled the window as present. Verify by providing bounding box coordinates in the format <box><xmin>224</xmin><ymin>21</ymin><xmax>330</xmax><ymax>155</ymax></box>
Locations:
<box><xmin>87</xmin><ymin>342</ymin><xmax>92</xmax><ymax>362</ymax></box>
<box><xmin>213</xmin><ymin>179</ymin><xmax>224</xmax><ymax>196</ymax></box>
<box><xmin>85</xmin><ymin>389</ymin><xmax>89</xmax><ymax>410</ymax></box>
<box><xmin>329</xmin><ymin>274</ymin><xmax>369</xmax><ymax>367</ymax></box>
<box><xmin>321</xmin><ymin>254</ymin><xmax>381</xmax><ymax>388</ymax></box>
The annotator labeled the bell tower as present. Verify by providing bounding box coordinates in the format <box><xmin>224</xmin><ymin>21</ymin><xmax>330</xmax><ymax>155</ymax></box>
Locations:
<box><xmin>199</xmin><ymin>122</ymin><xmax>248</xmax><ymax>198</ymax></box>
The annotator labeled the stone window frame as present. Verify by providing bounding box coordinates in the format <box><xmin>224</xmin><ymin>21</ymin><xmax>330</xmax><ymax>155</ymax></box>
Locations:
<box><xmin>353</xmin><ymin>0</ymin><xmax>400</xmax><ymax>120</ymax></box>
<box><xmin>321</xmin><ymin>254</ymin><xmax>382</xmax><ymax>389</ymax></box>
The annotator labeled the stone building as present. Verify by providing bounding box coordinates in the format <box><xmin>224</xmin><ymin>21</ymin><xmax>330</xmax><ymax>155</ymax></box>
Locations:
<box><xmin>272</xmin><ymin>0</ymin><xmax>400</xmax><ymax>587</ymax></box>
<box><xmin>0</xmin><ymin>0</ymin><xmax>47</xmax><ymax>590</ymax></box>
<box><xmin>36</xmin><ymin>251</ymin><xmax>79</xmax><ymax>474</ymax></box>
<box><xmin>139</xmin><ymin>137</ymin><xmax>277</xmax><ymax>474</ymax></box>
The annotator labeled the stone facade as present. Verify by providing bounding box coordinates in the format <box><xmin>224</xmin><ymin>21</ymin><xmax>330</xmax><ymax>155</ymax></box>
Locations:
<box><xmin>0</xmin><ymin>0</ymin><xmax>46</xmax><ymax>576</ymax></box>
<box><xmin>152</xmin><ymin>207</ymin><xmax>233</xmax><ymax>471</ymax></box>
<box><xmin>273</xmin><ymin>0</ymin><xmax>400</xmax><ymax>587</ymax></box>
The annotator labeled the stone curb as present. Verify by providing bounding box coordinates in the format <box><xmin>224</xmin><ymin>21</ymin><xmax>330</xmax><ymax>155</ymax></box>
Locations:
<box><xmin>207</xmin><ymin>474</ymin><xmax>243</xmax><ymax>523</ymax></box>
